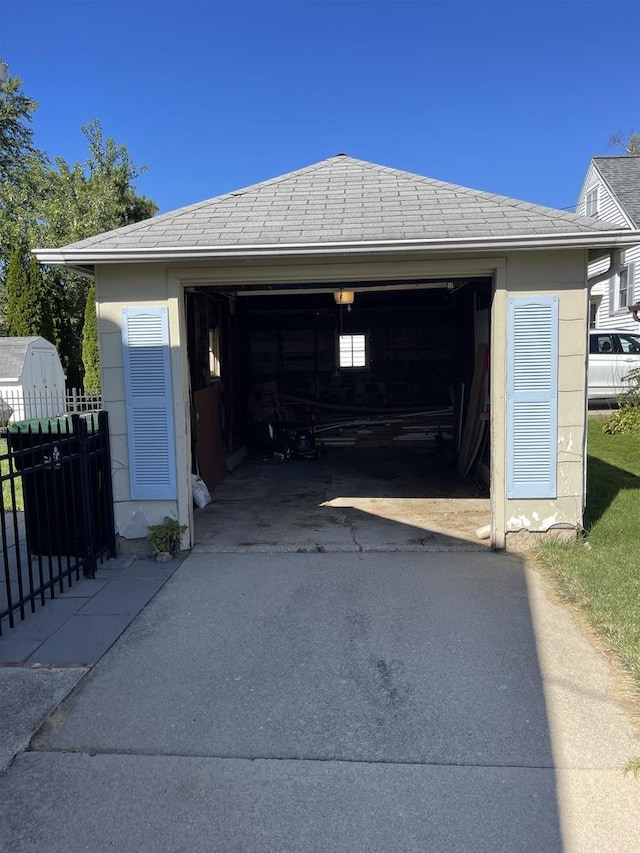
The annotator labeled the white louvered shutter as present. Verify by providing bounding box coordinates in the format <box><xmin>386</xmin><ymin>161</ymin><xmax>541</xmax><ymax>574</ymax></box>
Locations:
<box><xmin>506</xmin><ymin>297</ymin><xmax>559</xmax><ymax>499</ymax></box>
<box><xmin>629</xmin><ymin>262</ymin><xmax>637</xmax><ymax>305</ymax></box>
<box><xmin>608</xmin><ymin>277</ymin><xmax>616</xmax><ymax>315</ymax></box>
<box><xmin>122</xmin><ymin>307</ymin><xmax>176</xmax><ymax>500</ymax></box>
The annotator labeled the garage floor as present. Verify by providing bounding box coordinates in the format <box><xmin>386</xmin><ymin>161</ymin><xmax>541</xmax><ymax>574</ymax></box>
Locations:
<box><xmin>194</xmin><ymin>448</ymin><xmax>490</xmax><ymax>552</ymax></box>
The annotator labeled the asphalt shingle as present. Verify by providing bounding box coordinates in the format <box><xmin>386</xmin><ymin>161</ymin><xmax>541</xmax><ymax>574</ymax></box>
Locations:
<box><xmin>53</xmin><ymin>155</ymin><xmax>623</xmax><ymax>254</ymax></box>
<box><xmin>0</xmin><ymin>338</ymin><xmax>40</xmax><ymax>381</ymax></box>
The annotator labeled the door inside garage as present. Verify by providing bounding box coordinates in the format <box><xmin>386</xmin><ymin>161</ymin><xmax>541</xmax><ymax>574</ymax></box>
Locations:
<box><xmin>185</xmin><ymin>277</ymin><xmax>492</xmax><ymax>551</ymax></box>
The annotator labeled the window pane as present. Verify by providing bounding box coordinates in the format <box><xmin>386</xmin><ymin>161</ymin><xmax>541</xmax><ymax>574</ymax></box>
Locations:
<box><xmin>619</xmin><ymin>268</ymin><xmax>629</xmax><ymax>309</ymax></box>
<box><xmin>338</xmin><ymin>334</ymin><xmax>366</xmax><ymax>368</ymax></box>
<box><xmin>618</xmin><ymin>334</ymin><xmax>640</xmax><ymax>353</ymax></box>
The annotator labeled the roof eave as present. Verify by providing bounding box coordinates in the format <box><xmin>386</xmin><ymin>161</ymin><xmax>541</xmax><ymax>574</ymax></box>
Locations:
<box><xmin>33</xmin><ymin>230</ymin><xmax>640</xmax><ymax>267</ymax></box>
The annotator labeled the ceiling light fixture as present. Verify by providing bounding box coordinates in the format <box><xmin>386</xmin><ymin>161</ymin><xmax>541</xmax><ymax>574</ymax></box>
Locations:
<box><xmin>334</xmin><ymin>289</ymin><xmax>355</xmax><ymax>305</ymax></box>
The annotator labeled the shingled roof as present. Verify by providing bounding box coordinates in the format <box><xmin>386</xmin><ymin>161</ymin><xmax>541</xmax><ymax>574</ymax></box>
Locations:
<box><xmin>35</xmin><ymin>155</ymin><xmax>639</xmax><ymax>264</ymax></box>
<box><xmin>0</xmin><ymin>337</ymin><xmax>41</xmax><ymax>380</ymax></box>
<box><xmin>593</xmin><ymin>157</ymin><xmax>640</xmax><ymax>227</ymax></box>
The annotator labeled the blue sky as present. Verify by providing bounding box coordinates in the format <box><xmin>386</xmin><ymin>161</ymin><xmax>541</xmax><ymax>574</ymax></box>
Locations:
<box><xmin>3</xmin><ymin>0</ymin><xmax>640</xmax><ymax>215</ymax></box>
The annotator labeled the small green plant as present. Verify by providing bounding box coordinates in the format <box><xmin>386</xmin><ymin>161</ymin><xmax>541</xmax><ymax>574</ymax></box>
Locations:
<box><xmin>623</xmin><ymin>757</ymin><xmax>640</xmax><ymax>779</ymax></box>
<box><xmin>603</xmin><ymin>368</ymin><xmax>640</xmax><ymax>435</ymax></box>
<box><xmin>146</xmin><ymin>517</ymin><xmax>187</xmax><ymax>557</ymax></box>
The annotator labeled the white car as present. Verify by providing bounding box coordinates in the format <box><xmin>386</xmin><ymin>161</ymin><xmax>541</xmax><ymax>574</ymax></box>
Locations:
<box><xmin>588</xmin><ymin>329</ymin><xmax>640</xmax><ymax>402</ymax></box>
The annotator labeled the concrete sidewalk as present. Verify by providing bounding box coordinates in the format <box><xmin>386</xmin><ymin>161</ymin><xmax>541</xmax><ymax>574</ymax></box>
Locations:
<box><xmin>0</xmin><ymin>550</ymin><xmax>638</xmax><ymax>851</ymax></box>
<box><xmin>0</xmin><ymin>554</ymin><xmax>185</xmax><ymax>773</ymax></box>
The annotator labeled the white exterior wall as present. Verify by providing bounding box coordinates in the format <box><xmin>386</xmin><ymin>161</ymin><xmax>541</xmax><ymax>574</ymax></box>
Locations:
<box><xmin>575</xmin><ymin>163</ymin><xmax>628</xmax><ymax>226</ymax></box>
<box><xmin>591</xmin><ymin>243</ymin><xmax>640</xmax><ymax>331</ymax></box>
<box><xmin>577</xmin><ymin>162</ymin><xmax>640</xmax><ymax>332</ymax></box>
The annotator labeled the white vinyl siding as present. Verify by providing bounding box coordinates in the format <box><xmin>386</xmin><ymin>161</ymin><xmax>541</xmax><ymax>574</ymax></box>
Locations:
<box><xmin>576</xmin><ymin>170</ymin><xmax>628</xmax><ymax>227</ymax></box>
<box><xmin>506</xmin><ymin>297</ymin><xmax>559</xmax><ymax>500</ymax></box>
<box><xmin>601</xmin><ymin>259</ymin><xmax>638</xmax><ymax>325</ymax></box>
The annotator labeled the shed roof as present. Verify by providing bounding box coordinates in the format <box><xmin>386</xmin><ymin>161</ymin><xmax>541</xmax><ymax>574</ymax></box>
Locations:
<box><xmin>35</xmin><ymin>155</ymin><xmax>640</xmax><ymax>265</ymax></box>
<box><xmin>0</xmin><ymin>337</ymin><xmax>44</xmax><ymax>381</ymax></box>
<box><xmin>593</xmin><ymin>157</ymin><xmax>640</xmax><ymax>227</ymax></box>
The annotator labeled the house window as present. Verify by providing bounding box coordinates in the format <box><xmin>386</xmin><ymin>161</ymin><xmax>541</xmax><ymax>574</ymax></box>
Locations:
<box><xmin>618</xmin><ymin>267</ymin><xmax>631</xmax><ymax>310</ymax></box>
<box><xmin>589</xmin><ymin>298</ymin><xmax>600</xmax><ymax>328</ymax></box>
<box><xmin>585</xmin><ymin>186</ymin><xmax>598</xmax><ymax>217</ymax></box>
<box><xmin>338</xmin><ymin>333</ymin><xmax>367</xmax><ymax>368</ymax></box>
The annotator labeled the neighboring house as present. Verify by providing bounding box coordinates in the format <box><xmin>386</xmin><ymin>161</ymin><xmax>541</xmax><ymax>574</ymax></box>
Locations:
<box><xmin>0</xmin><ymin>337</ymin><xmax>66</xmax><ymax>421</ymax></box>
<box><xmin>575</xmin><ymin>156</ymin><xmax>640</xmax><ymax>329</ymax></box>
<box><xmin>34</xmin><ymin>155</ymin><xmax>640</xmax><ymax>551</ymax></box>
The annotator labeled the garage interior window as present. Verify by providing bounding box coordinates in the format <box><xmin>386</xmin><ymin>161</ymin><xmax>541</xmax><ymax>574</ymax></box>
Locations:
<box><xmin>209</xmin><ymin>327</ymin><xmax>221</xmax><ymax>378</ymax></box>
<box><xmin>338</xmin><ymin>333</ymin><xmax>367</xmax><ymax>368</ymax></box>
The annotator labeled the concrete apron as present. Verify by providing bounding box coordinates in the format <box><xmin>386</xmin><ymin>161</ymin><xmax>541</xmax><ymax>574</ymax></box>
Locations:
<box><xmin>194</xmin><ymin>447</ymin><xmax>491</xmax><ymax>553</ymax></box>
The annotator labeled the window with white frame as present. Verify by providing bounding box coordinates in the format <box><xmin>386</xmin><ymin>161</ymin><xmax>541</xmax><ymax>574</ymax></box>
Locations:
<box><xmin>338</xmin><ymin>333</ymin><xmax>367</xmax><ymax>368</ymax></box>
<box><xmin>618</xmin><ymin>267</ymin><xmax>630</xmax><ymax>309</ymax></box>
<box><xmin>585</xmin><ymin>186</ymin><xmax>598</xmax><ymax>217</ymax></box>
<box><xmin>610</xmin><ymin>264</ymin><xmax>636</xmax><ymax>314</ymax></box>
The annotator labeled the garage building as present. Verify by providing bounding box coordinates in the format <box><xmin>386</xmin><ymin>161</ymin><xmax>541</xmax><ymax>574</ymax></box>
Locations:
<box><xmin>35</xmin><ymin>155</ymin><xmax>640</xmax><ymax>551</ymax></box>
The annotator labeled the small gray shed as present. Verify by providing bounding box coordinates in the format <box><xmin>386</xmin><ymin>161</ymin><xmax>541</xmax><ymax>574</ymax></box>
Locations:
<box><xmin>0</xmin><ymin>337</ymin><xmax>66</xmax><ymax>423</ymax></box>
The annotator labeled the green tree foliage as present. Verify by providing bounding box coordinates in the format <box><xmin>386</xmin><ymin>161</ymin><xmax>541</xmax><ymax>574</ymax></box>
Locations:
<box><xmin>4</xmin><ymin>246</ymin><xmax>28</xmax><ymax>335</ymax></box>
<box><xmin>5</xmin><ymin>247</ymin><xmax>54</xmax><ymax>341</ymax></box>
<box><xmin>0</xmin><ymin>70</ymin><xmax>157</xmax><ymax>387</ymax></box>
<box><xmin>43</xmin><ymin>119</ymin><xmax>157</xmax><ymax>245</ymax></box>
<box><xmin>82</xmin><ymin>284</ymin><xmax>100</xmax><ymax>394</ymax></box>
<box><xmin>0</xmin><ymin>74</ymin><xmax>39</xmax><ymax>179</ymax></box>
<box><xmin>0</xmin><ymin>74</ymin><xmax>48</xmax><ymax>274</ymax></box>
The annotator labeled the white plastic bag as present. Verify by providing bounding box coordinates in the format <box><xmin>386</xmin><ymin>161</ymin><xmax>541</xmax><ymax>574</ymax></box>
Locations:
<box><xmin>191</xmin><ymin>474</ymin><xmax>212</xmax><ymax>508</ymax></box>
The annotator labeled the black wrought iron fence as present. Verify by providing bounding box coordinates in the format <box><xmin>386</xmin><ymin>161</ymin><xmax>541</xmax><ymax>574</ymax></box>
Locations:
<box><xmin>0</xmin><ymin>411</ymin><xmax>116</xmax><ymax>634</ymax></box>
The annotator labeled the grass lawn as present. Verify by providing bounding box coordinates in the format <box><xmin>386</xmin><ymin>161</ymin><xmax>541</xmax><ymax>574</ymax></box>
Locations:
<box><xmin>0</xmin><ymin>437</ymin><xmax>24</xmax><ymax>511</ymax></box>
<box><xmin>536</xmin><ymin>419</ymin><xmax>640</xmax><ymax>691</ymax></box>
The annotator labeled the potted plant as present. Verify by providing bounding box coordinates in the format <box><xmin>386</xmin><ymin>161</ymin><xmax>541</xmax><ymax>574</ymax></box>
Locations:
<box><xmin>146</xmin><ymin>517</ymin><xmax>187</xmax><ymax>562</ymax></box>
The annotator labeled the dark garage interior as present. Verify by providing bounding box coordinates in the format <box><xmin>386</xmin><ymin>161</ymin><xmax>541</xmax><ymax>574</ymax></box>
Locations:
<box><xmin>185</xmin><ymin>278</ymin><xmax>492</xmax><ymax>548</ymax></box>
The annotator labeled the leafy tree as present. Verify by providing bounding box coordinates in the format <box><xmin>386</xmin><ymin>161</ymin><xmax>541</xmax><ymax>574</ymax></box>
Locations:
<box><xmin>82</xmin><ymin>284</ymin><xmax>100</xmax><ymax>393</ymax></box>
<box><xmin>0</xmin><ymin>68</ymin><xmax>158</xmax><ymax>386</ymax></box>
<box><xmin>43</xmin><ymin>119</ymin><xmax>157</xmax><ymax>246</ymax></box>
<box><xmin>0</xmin><ymin>73</ymin><xmax>48</xmax><ymax>273</ymax></box>
<box><xmin>0</xmin><ymin>73</ymin><xmax>40</xmax><ymax>179</ymax></box>
<box><xmin>43</xmin><ymin>120</ymin><xmax>158</xmax><ymax>386</ymax></box>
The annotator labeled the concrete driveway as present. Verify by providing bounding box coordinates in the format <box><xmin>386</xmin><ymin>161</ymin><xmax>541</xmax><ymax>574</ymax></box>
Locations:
<box><xmin>1</xmin><ymin>549</ymin><xmax>639</xmax><ymax>851</ymax></box>
<box><xmin>194</xmin><ymin>448</ymin><xmax>491</xmax><ymax>552</ymax></box>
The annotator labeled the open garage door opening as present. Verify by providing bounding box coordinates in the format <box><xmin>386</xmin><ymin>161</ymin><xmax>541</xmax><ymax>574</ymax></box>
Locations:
<box><xmin>185</xmin><ymin>277</ymin><xmax>492</xmax><ymax>551</ymax></box>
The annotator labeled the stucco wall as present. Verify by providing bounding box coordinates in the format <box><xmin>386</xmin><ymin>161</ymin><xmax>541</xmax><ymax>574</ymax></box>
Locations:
<box><xmin>95</xmin><ymin>264</ymin><xmax>191</xmax><ymax>547</ymax></box>
<box><xmin>496</xmin><ymin>250</ymin><xmax>589</xmax><ymax>549</ymax></box>
<box><xmin>95</xmin><ymin>249</ymin><xmax>590</xmax><ymax>553</ymax></box>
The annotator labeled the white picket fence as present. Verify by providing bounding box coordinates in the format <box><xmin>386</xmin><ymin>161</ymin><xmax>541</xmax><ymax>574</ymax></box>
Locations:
<box><xmin>0</xmin><ymin>388</ymin><xmax>102</xmax><ymax>426</ymax></box>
